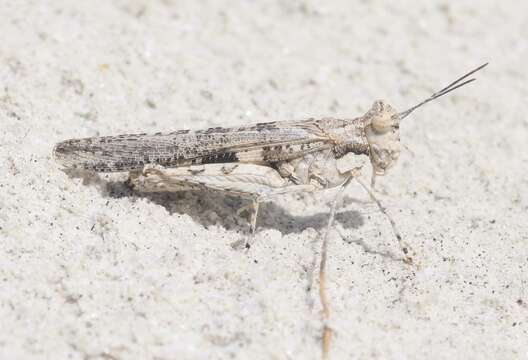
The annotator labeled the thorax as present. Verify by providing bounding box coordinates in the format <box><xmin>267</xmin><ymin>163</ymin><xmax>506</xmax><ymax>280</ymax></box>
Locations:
<box><xmin>280</xmin><ymin>149</ymin><xmax>369</xmax><ymax>190</ymax></box>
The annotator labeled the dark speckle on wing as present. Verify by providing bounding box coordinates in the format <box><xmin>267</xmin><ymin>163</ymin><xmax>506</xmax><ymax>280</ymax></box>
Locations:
<box><xmin>202</xmin><ymin>152</ymin><xmax>238</xmax><ymax>164</ymax></box>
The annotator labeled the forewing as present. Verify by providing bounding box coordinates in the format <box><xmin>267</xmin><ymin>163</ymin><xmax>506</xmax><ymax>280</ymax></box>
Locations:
<box><xmin>53</xmin><ymin>120</ymin><xmax>335</xmax><ymax>172</ymax></box>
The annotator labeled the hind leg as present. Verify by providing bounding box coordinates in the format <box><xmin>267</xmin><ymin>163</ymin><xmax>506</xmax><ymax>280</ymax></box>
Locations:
<box><xmin>129</xmin><ymin>164</ymin><xmax>317</xmax><ymax>246</ymax></box>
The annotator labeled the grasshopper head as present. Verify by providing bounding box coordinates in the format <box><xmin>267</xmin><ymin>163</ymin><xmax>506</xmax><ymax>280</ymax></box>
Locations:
<box><xmin>362</xmin><ymin>63</ymin><xmax>488</xmax><ymax>185</ymax></box>
<box><xmin>364</xmin><ymin>100</ymin><xmax>401</xmax><ymax>176</ymax></box>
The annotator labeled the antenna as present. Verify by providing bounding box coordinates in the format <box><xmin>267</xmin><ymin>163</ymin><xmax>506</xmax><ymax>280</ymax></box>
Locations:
<box><xmin>398</xmin><ymin>63</ymin><xmax>488</xmax><ymax>120</ymax></box>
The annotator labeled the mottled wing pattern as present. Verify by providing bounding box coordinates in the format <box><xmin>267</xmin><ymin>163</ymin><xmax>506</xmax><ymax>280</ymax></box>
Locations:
<box><xmin>53</xmin><ymin>119</ymin><xmax>339</xmax><ymax>172</ymax></box>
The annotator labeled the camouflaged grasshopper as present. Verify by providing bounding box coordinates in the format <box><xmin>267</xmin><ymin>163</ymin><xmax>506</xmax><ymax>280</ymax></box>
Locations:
<box><xmin>54</xmin><ymin>64</ymin><xmax>487</xmax><ymax>241</ymax></box>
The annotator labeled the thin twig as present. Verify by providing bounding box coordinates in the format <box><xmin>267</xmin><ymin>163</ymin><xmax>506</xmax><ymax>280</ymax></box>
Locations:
<box><xmin>319</xmin><ymin>177</ymin><xmax>353</xmax><ymax>360</ymax></box>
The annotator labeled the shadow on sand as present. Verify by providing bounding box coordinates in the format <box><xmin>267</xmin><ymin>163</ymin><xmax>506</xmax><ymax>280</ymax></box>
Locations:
<box><xmin>71</xmin><ymin>170</ymin><xmax>365</xmax><ymax>235</ymax></box>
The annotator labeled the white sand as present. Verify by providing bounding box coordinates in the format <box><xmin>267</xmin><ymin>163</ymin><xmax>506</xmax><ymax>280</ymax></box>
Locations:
<box><xmin>1</xmin><ymin>1</ymin><xmax>527</xmax><ymax>359</ymax></box>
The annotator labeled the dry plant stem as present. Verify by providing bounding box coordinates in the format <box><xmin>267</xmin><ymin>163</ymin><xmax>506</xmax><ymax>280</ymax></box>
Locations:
<box><xmin>319</xmin><ymin>177</ymin><xmax>353</xmax><ymax>360</ymax></box>
<box><xmin>355</xmin><ymin>177</ymin><xmax>413</xmax><ymax>264</ymax></box>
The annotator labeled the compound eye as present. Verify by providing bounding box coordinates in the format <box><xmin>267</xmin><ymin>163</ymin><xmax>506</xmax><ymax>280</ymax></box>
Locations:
<box><xmin>372</xmin><ymin>112</ymin><xmax>393</xmax><ymax>133</ymax></box>
<box><xmin>369</xmin><ymin>101</ymin><xmax>399</xmax><ymax>133</ymax></box>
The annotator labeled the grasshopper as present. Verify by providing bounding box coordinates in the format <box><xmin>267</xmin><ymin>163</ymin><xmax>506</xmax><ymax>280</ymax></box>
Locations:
<box><xmin>54</xmin><ymin>63</ymin><xmax>487</xmax><ymax>246</ymax></box>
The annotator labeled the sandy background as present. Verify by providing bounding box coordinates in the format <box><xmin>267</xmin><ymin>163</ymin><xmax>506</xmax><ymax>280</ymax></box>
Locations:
<box><xmin>1</xmin><ymin>1</ymin><xmax>527</xmax><ymax>359</ymax></box>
